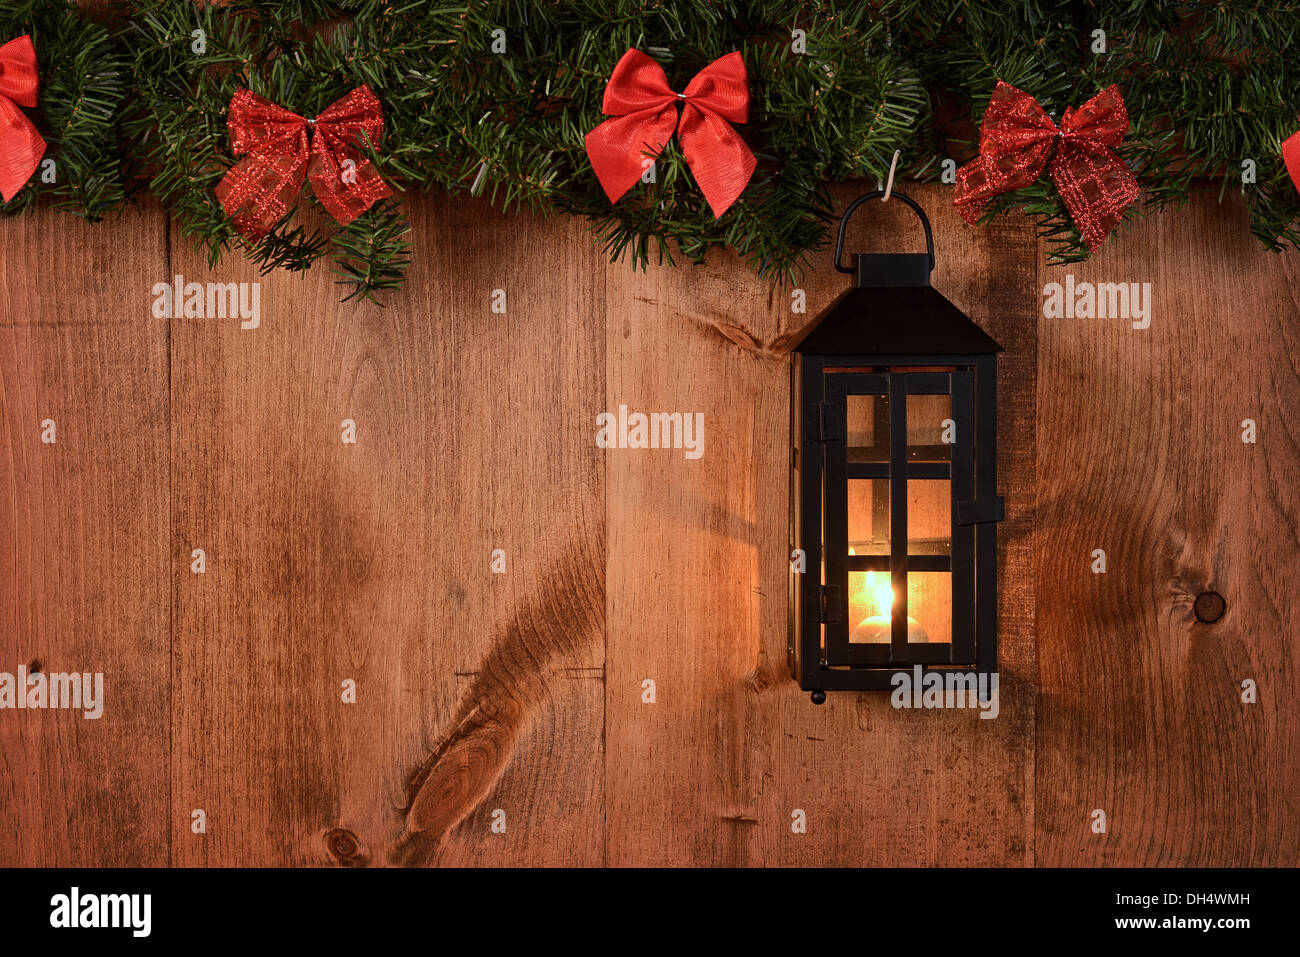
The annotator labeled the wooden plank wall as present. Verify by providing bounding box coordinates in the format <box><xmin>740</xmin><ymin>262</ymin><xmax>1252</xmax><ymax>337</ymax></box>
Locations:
<box><xmin>1</xmin><ymin>181</ymin><xmax>1296</xmax><ymax>866</ymax></box>
<box><xmin>1034</xmin><ymin>197</ymin><xmax>1300</xmax><ymax>866</ymax></box>
<box><xmin>0</xmin><ymin>211</ymin><xmax>171</xmax><ymax>866</ymax></box>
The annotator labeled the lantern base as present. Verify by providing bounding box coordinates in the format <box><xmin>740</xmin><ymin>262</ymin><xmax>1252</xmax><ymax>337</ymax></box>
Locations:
<box><xmin>810</xmin><ymin>690</ymin><xmax>827</xmax><ymax>705</ymax></box>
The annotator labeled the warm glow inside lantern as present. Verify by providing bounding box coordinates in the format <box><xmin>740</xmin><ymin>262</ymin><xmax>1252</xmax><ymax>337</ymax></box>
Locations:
<box><xmin>788</xmin><ymin>192</ymin><xmax>1004</xmax><ymax>703</ymax></box>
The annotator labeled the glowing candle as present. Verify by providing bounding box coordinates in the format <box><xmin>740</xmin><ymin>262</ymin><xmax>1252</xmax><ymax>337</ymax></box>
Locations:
<box><xmin>850</xmin><ymin>570</ymin><xmax>930</xmax><ymax>643</ymax></box>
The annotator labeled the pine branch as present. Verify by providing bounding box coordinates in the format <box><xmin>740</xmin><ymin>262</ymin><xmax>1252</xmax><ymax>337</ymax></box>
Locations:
<box><xmin>5</xmin><ymin>0</ymin><xmax>1296</xmax><ymax>291</ymax></box>
<box><xmin>0</xmin><ymin>0</ymin><xmax>128</xmax><ymax>220</ymax></box>
<box><xmin>331</xmin><ymin>199</ymin><xmax>411</xmax><ymax>301</ymax></box>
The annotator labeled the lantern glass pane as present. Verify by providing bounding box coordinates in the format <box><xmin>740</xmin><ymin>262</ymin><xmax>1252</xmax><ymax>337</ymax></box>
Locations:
<box><xmin>907</xmin><ymin>480</ymin><xmax>951</xmax><ymax>555</ymax></box>
<box><xmin>906</xmin><ymin>393</ymin><xmax>951</xmax><ymax>462</ymax></box>
<box><xmin>907</xmin><ymin>571</ymin><xmax>952</xmax><ymax>645</ymax></box>
<box><xmin>848</xmin><ymin>570</ymin><xmax>895</xmax><ymax>643</ymax></box>
<box><xmin>846</xmin><ymin>394</ymin><xmax>889</xmax><ymax>463</ymax></box>
<box><xmin>847</xmin><ymin>479</ymin><xmax>889</xmax><ymax>554</ymax></box>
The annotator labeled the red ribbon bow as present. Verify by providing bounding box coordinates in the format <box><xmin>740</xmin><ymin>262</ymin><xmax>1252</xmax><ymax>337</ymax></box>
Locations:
<box><xmin>954</xmin><ymin>81</ymin><xmax>1139</xmax><ymax>251</ymax></box>
<box><xmin>1283</xmin><ymin>119</ymin><xmax>1300</xmax><ymax>196</ymax></box>
<box><xmin>0</xmin><ymin>35</ymin><xmax>45</xmax><ymax>203</ymax></box>
<box><xmin>584</xmin><ymin>48</ymin><xmax>756</xmax><ymax>218</ymax></box>
<box><xmin>215</xmin><ymin>86</ymin><xmax>393</xmax><ymax>239</ymax></box>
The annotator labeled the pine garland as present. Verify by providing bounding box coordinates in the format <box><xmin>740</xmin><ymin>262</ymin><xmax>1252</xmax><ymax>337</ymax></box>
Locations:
<box><xmin>0</xmin><ymin>0</ymin><xmax>128</xmax><ymax>221</ymax></box>
<box><xmin>121</xmin><ymin>1</ymin><xmax>423</xmax><ymax>301</ymax></box>
<box><xmin>3</xmin><ymin>1</ymin><xmax>1299</xmax><ymax>299</ymax></box>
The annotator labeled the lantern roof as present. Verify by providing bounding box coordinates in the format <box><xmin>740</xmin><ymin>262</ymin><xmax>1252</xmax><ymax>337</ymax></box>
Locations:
<box><xmin>790</xmin><ymin>277</ymin><xmax>1004</xmax><ymax>357</ymax></box>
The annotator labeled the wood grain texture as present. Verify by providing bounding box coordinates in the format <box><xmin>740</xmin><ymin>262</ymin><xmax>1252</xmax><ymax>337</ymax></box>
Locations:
<box><xmin>755</xmin><ymin>184</ymin><xmax>1037</xmax><ymax>866</ymax></box>
<box><xmin>602</xmin><ymin>244</ymin><xmax>788</xmax><ymax>867</ymax></box>
<box><xmin>602</xmin><ymin>184</ymin><xmax>1035</xmax><ymax>866</ymax></box>
<box><xmin>0</xmin><ymin>206</ymin><xmax>171</xmax><ymax>866</ymax></box>
<box><xmin>1</xmin><ymin>181</ymin><xmax>1296</xmax><ymax>867</ymax></box>
<box><xmin>166</xmin><ymin>205</ymin><xmax>431</xmax><ymax>866</ymax></box>
<box><xmin>395</xmin><ymin>197</ymin><xmax>606</xmax><ymax>868</ymax></box>
<box><xmin>168</xmin><ymin>196</ymin><xmax>605</xmax><ymax>867</ymax></box>
<box><xmin>1034</xmin><ymin>193</ymin><xmax>1300</xmax><ymax>866</ymax></box>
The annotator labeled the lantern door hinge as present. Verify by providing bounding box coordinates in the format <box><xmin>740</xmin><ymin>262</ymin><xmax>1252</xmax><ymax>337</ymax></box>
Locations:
<box><xmin>817</xmin><ymin>585</ymin><xmax>843</xmax><ymax>623</ymax></box>
<box><xmin>957</xmin><ymin>495</ymin><xmax>1005</xmax><ymax>526</ymax></box>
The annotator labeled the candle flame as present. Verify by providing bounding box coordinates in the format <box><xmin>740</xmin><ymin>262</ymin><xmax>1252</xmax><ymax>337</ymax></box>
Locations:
<box><xmin>866</xmin><ymin>571</ymin><xmax>894</xmax><ymax>617</ymax></box>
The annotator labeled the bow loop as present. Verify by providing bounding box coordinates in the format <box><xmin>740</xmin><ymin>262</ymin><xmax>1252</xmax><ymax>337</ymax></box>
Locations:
<box><xmin>585</xmin><ymin>48</ymin><xmax>755</xmax><ymax>218</ymax></box>
<box><xmin>0</xmin><ymin>35</ymin><xmax>44</xmax><ymax>203</ymax></box>
<box><xmin>971</xmin><ymin>81</ymin><xmax>1056</xmax><ymax>173</ymax></box>
<box><xmin>681</xmin><ymin>51</ymin><xmax>750</xmax><ymax>124</ymax></box>
<box><xmin>954</xmin><ymin>80</ymin><xmax>1138</xmax><ymax>251</ymax></box>
<box><xmin>600</xmin><ymin>49</ymin><xmax>676</xmax><ymax>114</ymax></box>
<box><xmin>225</xmin><ymin>89</ymin><xmax>310</xmax><ymax>158</ymax></box>
<box><xmin>216</xmin><ymin>85</ymin><xmax>393</xmax><ymax>239</ymax></box>
<box><xmin>311</xmin><ymin>85</ymin><xmax>386</xmax><ymax>148</ymax></box>
<box><xmin>0</xmin><ymin>34</ymin><xmax>39</xmax><ymax>106</ymax></box>
<box><xmin>1058</xmin><ymin>85</ymin><xmax>1129</xmax><ymax>149</ymax></box>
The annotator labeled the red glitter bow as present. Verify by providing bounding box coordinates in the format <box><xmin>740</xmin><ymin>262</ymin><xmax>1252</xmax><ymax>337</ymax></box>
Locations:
<box><xmin>1283</xmin><ymin>118</ymin><xmax>1300</xmax><ymax>196</ymax></box>
<box><xmin>0</xmin><ymin>35</ymin><xmax>45</xmax><ymax>203</ymax></box>
<box><xmin>954</xmin><ymin>81</ymin><xmax>1139</xmax><ymax>251</ymax></box>
<box><xmin>584</xmin><ymin>48</ymin><xmax>756</xmax><ymax>218</ymax></box>
<box><xmin>215</xmin><ymin>86</ymin><xmax>393</xmax><ymax>239</ymax></box>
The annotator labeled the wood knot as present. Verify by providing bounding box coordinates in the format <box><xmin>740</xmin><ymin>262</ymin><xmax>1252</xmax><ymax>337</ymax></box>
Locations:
<box><xmin>744</xmin><ymin>653</ymin><xmax>775</xmax><ymax>694</ymax></box>
<box><xmin>1193</xmin><ymin>591</ymin><xmax>1226</xmax><ymax>624</ymax></box>
<box><xmin>745</xmin><ymin>667</ymin><xmax>774</xmax><ymax>695</ymax></box>
<box><xmin>704</xmin><ymin>320</ymin><xmax>793</xmax><ymax>359</ymax></box>
<box><xmin>324</xmin><ymin>827</ymin><xmax>365</xmax><ymax>866</ymax></box>
<box><xmin>28</xmin><ymin>659</ymin><xmax>40</xmax><ymax>674</ymax></box>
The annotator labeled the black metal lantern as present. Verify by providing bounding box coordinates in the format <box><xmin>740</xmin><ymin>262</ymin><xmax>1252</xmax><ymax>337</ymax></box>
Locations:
<box><xmin>788</xmin><ymin>192</ymin><xmax>1004</xmax><ymax>703</ymax></box>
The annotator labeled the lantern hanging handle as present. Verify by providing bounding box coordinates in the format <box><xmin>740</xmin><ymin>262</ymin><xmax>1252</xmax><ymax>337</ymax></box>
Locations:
<box><xmin>833</xmin><ymin>190</ymin><xmax>935</xmax><ymax>274</ymax></box>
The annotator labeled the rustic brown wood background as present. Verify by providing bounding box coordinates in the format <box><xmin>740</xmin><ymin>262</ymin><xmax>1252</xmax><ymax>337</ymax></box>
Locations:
<box><xmin>1</xmin><ymin>180</ymin><xmax>1296</xmax><ymax>866</ymax></box>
